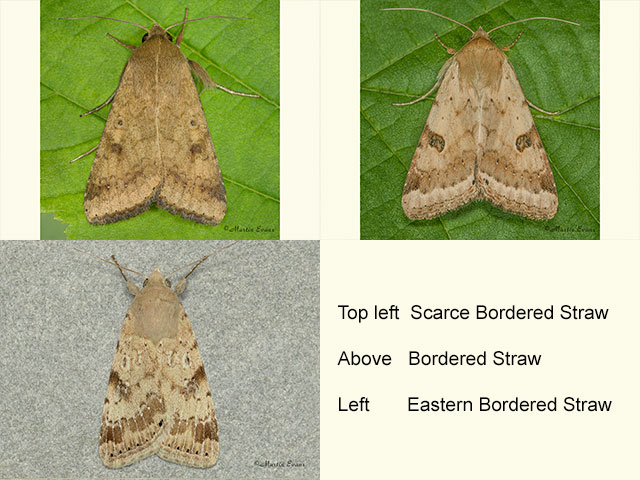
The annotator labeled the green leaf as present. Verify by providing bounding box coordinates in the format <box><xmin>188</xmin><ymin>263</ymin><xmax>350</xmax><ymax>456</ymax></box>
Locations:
<box><xmin>41</xmin><ymin>0</ymin><xmax>279</xmax><ymax>239</ymax></box>
<box><xmin>361</xmin><ymin>0</ymin><xmax>599</xmax><ymax>239</ymax></box>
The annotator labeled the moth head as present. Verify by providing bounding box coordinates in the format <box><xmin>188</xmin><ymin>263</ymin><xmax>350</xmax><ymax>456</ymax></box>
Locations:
<box><xmin>472</xmin><ymin>27</ymin><xmax>490</xmax><ymax>39</ymax></box>
<box><xmin>143</xmin><ymin>269</ymin><xmax>171</xmax><ymax>288</ymax></box>
<box><xmin>143</xmin><ymin>24</ymin><xmax>172</xmax><ymax>43</ymax></box>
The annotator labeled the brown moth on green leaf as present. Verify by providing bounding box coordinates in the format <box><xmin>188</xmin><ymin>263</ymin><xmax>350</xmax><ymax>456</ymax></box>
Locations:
<box><xmin>65</xmin><ymin>9</ymin><xmax>258</xmax><ymax>225</ymax></box>
<box><xmin>385</xmin><ymin>8</ymin><xmax>578</xmax><ymax>220</ymax></box>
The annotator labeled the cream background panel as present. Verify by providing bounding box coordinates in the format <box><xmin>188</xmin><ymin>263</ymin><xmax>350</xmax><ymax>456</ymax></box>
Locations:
<box><xmin>321</xmin><ymin>240</ymin><xmax>639</xmax><ymax>478</ymax></box>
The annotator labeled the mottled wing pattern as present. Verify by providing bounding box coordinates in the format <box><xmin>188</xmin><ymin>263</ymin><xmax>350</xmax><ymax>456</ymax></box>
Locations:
<box><xmin>157</xmin><ymin>307</ymin><xmax>219</xmax><ymax>467</ymax></box>
<box><xmin>100</xmin><ymin>298</ymin><xmax>218</xmax><ymax>468</ymax></box>
<box><xmin>100</xmin><ymin>312</ymin><xmax>166</xmax><ymax>468</ymax></box>
<box><xmin>477</xmin><ymin>57</ymin><xmax>558</xmax><ymax>219</ymax></box>
<box><xmin>154</xmin><ymin>41</ymin><xmax>227</xmax><ymax>225</ymax></box>
<box><xmin>401</xmin><ymin>29</ymin><xmax>558</xmax><ymax>221</ymax></box>
<box><xmin>84</xmin><ymin>54</ymin><xmax>162</xmax><ymax>225</ymax></box>
<box><xmin>401</xmin><ymin>57</ymin><xmax>478</xmax><ymax>220</ymax></box>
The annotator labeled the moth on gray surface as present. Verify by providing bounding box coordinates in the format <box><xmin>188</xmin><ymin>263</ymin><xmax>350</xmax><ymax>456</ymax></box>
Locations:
<box><xmin>65</xmin><ymin>9</ymin><xmax>258</xmax><ymax>226</ymax></box>
<box><xmin>385</xmin><ymin>8</ymin><xmax>578</xmax><ymax>220</ymax></box>
<box><xmin>86</xmin><ymin>247</ymin><xmax>234</xmax><ymax>468</ymax></box>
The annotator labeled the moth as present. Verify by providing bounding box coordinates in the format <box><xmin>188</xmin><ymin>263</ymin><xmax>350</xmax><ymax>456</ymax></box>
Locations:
<box><xmin>384</xmin><ymin>8</ymin><xmax>578</xmax><ymax>220</ymax></box>
<box><xmin>90</xmin><ymin>248</ymin><xmax>233</xmax><ymax>468</ymax></box>
<box><xmin>65</xmin><ymin>9</ymin><xmax>258</xmax><ymax>225</ymax></box>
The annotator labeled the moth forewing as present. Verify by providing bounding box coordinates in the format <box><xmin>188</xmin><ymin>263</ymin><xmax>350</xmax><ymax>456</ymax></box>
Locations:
<box><xmin>100</xmin><ymin>264</ymin><xmax>219</xmax><ymax>468</ymax></box>
<box><xmin>395</xmin><ymin>14</ymin><xmax>569</xmax><ymax>221</ymax></box>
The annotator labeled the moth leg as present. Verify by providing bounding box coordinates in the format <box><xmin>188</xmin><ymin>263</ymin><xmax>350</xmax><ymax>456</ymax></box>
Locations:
<box><xmin>111</xmin><ymin>255</ymin><xmax>140</xmax><ymax>295</ymax></box>
<box><xmin>175</xmin><ymin>8</ymin><xmax>189</xmax><ymax>46</ymax></box>
<box><xmin>392</xmin><ymin>81</ymin><xmax>439</xmax><ymax>107</ymax></box>
<box><xmin>188</xmin><ymin>59</ymin><xmax>260</xmax><ymax>97</ymax></box>
<box><xmin>80</xmin><ymin>90</ymin><xmax>116</xmax><ymax>117</ymax></box>
<box><xmin>106</xmin><ymin>33</ymin><xmax>135</xmax><ymax>50</ymax></box>
<box><xmin>527</xmin><ymin>99</ymin><xmax>559</xmax><ymax>116</ymax></box>
<box><xmin>69</xmin><ymin>144</ymin><xmax>98</xmax><ymax>164</ymax></box>
<box><xmin>434</xmin><ymin>32</ymin><xmax>456</xmax><ymax>54</ymax></box>
<box><xmin>174</xmin><ymin>256</ymin><xmax>209</xmax><ymax>295</ymax></box>
<box><xmin>393</xmin><ymin>36</ymin><xmax>454</xmax><ymax>107</ymax></box>
<box><xmin>501</xmin><ymin>31</ymin><xmax>523</xmax><ymax>51</ymax></box>
<box><xmin>210</xmin><ymin>80</ymin><xmax>261</xmax><ymax>98</ymax></box>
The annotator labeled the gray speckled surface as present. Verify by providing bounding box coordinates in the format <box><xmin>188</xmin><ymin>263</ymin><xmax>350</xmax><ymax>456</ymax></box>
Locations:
<box><xmin>0</xmin><ymin>241</ymin><xmax>319</xmax><ymax>478</ymax></box>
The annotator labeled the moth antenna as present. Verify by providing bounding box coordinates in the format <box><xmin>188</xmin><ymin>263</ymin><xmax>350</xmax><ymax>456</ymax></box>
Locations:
<box><xmin>381</xmin><ymin>8</ymin><xmax>474</xmax><ymax>34</ymax></box>
<box><xmin>487</xmin><ymin>17</ymin><xmax>579</xmax><ymax>34</ymax></box>
<box><xmin>59</xmin><ymin>16</ymin><xmax>151</xmax><ymax>34</ymax></box>
<box><xmin>73</xmin><ymin>248</ymin><xmax>146</xmax><ymax>278</ymax></box>
<box><xmin>165</xmin><ymin>15</ymin><xmax>250</xmax><ymax>32</ymax></box>
<box><xmin>165</xmin><ymin>241</ymin><xmax>239</xmax><ymax>280</ymax></box>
